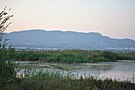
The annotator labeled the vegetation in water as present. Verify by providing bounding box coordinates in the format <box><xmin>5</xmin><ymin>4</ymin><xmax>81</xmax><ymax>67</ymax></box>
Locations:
<box><xmin>1</xmin><ymin>49</ymin><xmax>134</xmax><ymax>63</ymax></box>
<box><xmin>1</xmin><ymin>70</ymin><xmax>135</xmax><ymax>90</ymax></box>
<box><xmin>117</xmin><ymin>52</ymin><xmax>135</xmax><ymax>60</ymax></box>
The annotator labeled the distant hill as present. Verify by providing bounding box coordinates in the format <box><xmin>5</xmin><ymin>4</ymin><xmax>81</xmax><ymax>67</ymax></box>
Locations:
<box><xmin>6</xmin><ymin>29</ymin><xmax>135</xmax><ymax>49</ymax></box>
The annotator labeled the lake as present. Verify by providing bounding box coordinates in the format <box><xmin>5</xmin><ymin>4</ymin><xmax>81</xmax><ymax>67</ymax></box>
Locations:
<box><xmin>16</xmin><ymin>60</ymin><xmax>135</xmax><ymax>83</ymax></box>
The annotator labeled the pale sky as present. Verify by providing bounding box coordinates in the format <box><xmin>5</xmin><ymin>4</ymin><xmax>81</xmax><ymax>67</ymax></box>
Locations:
<box><xmin>1</xmin><ymin>0</ymin><xmax>135</xmax><ymax>40</ymax></box>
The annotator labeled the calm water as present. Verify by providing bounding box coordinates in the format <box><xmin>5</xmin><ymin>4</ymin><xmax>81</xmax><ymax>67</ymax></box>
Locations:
<box><xmin>17</xmin><ymin>60</ymin><xmax>135</xmax><ymax>83</ymax></box>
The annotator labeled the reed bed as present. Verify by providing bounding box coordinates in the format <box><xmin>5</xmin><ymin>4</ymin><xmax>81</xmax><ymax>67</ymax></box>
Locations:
<box><xmin>1</xmin><ymin>69</ymin><xmax>135</xmax><ymax>90</ymax></box>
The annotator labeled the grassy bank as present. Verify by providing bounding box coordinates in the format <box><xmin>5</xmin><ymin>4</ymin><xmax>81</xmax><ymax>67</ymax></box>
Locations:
<box><xmin>1</xmin><ymin>49</ymin><xmax>135</xmax><ymax>63</ymax></box>
<box><xmin>1</xmin><ymin>71</ymin><xmax>135</xmax><ymax>90</ymax></box>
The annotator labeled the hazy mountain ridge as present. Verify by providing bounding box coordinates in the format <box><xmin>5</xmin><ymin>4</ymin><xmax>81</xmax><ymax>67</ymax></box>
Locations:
<box><xmin>6</xmin><ymin>30</ymin><xmax>135</xmax><ymax>49</ymax></box>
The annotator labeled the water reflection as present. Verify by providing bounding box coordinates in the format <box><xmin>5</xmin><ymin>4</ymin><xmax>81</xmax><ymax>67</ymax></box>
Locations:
<box><xmin>17</xmin><ymin>60</ymin><xmax>135</xmax><ymax>83</ymax></box>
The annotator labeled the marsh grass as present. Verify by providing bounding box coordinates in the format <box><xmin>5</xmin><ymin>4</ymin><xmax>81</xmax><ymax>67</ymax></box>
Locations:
<box><xmin>9</xmin><ymin>50</ymin><xmax>120</xmax><ymax>63</ymax></box>
<box><xmin>1</xmin><ymin>64</ymin><xmax>135</xmax><ymax>90</ymax></box>
<box><xmin>2</xmin><ymin>49</ymin><xmax>135</xmax><ymax>63</ymax></box>
<box><xmin>1</xmin><ymin>70</ymin><xmax>135</xmax><ymax>90</ymax></box>
<box><xmin>0</xmin><ymin>48</ymin><xmax>17</xmax><ymax>86</ymax></box>
<box><xmin>117</xmin><ymin>52</ymin><xmax>135</xmax><ymax>60</ymax></box>
<box><xmin>11</xmin><ymin>50</ymin><xmax>135</xmax><ymax>63</ymax></box>
<box><xmin>1</xmin><ymin>49</ymin><xmax>135</xmax><ymax>90</ymax></box>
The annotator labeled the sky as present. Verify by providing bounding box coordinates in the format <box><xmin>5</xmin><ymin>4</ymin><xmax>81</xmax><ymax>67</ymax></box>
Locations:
<box><xmin>1</xmin><ymin>0</ymin><xmax>135</xmax><ymax>40</ymax></box>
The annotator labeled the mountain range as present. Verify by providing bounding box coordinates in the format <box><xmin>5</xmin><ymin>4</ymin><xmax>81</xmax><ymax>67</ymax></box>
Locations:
<box><xmin>6</xmin><ymin>29</ymin><xmax>135</xmax><ymax>50</ymax></box>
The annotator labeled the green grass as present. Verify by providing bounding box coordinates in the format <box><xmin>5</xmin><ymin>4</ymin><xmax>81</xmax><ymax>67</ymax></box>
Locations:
<box><xmin>1</xmin><ymin>49</ymin><xmax>135</xmax><ymax>90</ymax></box>
<box><xmin>1</xmin><ymin>71</ymin><xmax>135</xmax><ymax>90</ymax></box>
<box><xmin>1</xmin><ymin>49</ymin><xmax>135</xmax><ymax>63</ymax></box>
<box><xmin>0</xmin><ymin>48</ymin><xmax>17</xmax><ymax>83</ymax></box>
<box><xmin>14</xmin><ymin>50</ymin><xmax>118</xmax><ymax>63</ymax></box>
<box><xmin>117</xmin><ymin>52</ymin><xmax>135</xmax><ymax>60</ymax></box>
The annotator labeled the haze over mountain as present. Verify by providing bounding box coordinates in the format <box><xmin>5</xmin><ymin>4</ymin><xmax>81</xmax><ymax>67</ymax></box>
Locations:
<box><xmin>6</xmin><ymin>30</ymin><xmax>135</xmax><ymax>49</ymax></box>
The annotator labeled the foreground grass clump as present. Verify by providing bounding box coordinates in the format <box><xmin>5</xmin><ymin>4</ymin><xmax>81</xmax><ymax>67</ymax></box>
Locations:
<box><xmin>1</xmin><ymin>67</ymin><xmax>135</xmax><ymax>90</ymax></box>
<box><xmin>0</xmin><ymin>48</ymin><xmax>17</xmax><ymax>85</ymax></box>
<box><xmin>1</xmin><ymin>76</ymin><xmax>135</xmax><ymax>90</ymax></box>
